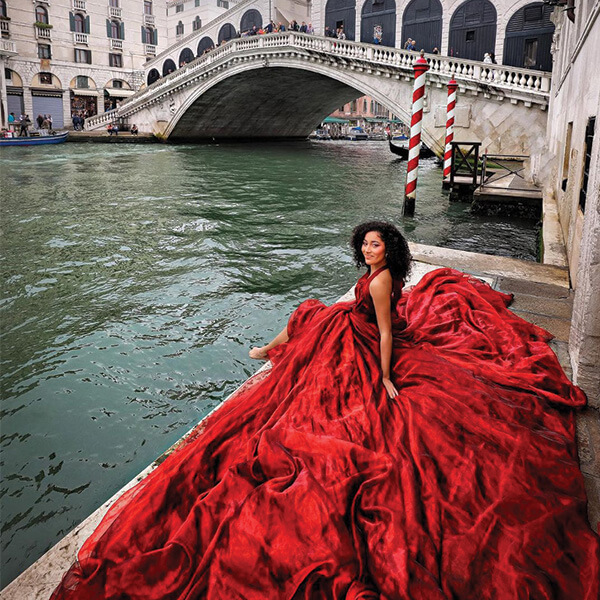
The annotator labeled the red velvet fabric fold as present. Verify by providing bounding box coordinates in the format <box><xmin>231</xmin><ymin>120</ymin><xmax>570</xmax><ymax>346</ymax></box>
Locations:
<box><xmin>51</xmin><ymin>268</ymin><xmax>598</xmax><ymax>600</ymax></box>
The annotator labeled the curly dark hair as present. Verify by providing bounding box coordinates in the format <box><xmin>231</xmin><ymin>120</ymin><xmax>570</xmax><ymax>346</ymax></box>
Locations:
<box><xmin>351</xmin><ymin>221</ymin><xmax>412</xmax><ymax>282</ymax></box>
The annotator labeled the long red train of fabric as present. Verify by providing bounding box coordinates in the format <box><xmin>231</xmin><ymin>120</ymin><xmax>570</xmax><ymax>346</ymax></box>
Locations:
<box><xmin>51</xmin><ymin>268</ymin><xmax>599</xmax><ymax>600</ymax></box>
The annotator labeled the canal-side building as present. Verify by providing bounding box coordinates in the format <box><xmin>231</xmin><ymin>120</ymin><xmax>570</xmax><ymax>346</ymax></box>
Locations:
<box><xmin>1</xmin><ymin>0</ymin><xmax>171</xmax><ymax>128</ymax></box>
<box><xmin>541</xmin><ymin>0</ymin><xmax>600</xmax><ymax>404</ymax></box>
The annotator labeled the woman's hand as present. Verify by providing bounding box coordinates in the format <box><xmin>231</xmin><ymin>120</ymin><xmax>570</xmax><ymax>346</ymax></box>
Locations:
<box><xmin>382</xmin><ymin>377</ymin><xmax>398</xmax><ymax>399</ymax></box>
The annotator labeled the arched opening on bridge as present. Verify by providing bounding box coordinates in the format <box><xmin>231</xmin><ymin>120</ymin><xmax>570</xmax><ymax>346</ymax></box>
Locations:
<box><xmin>361</xmin><ymin>0</ymin><xmax>396</xmax><ymax>48</ymax></box>
<box><xmin>179</xmin><ymin>47</ymin><xmax>195</xmax><ymax>66</ymax></box>
<box><xmin>162</xmin><ymin>59</ymin><xmax>177</xmax><ymax>76</ymax></box>
<box><xmin>503</xmin><ymin>2</ymin><xmax>554</xmax><ymax>71</ymax></box>
<box><xmin>401</xmin><ymin>0</ymin><xmax>442</xmax><ymax>53</ymax></box>
<box><xmin>448</xmin><ymin>0</ymin><xmax>496</xmax><ymax>61</ymax></box>
<box><xmin>325</xmin><ymin>0</ymin><xmax>356</xmax><ymax>41</ymax></box>
<box><xmin>218</xmin><ymin>23</ymin><xmax>237</xmax><ymax>43</ymax></box>
<box><xmin>197</xmin><ymin>36</ymin><xmax>215</xmax><ymax>55</ymax></box>
<box><xmin>240</xmin><ymin>9</ymin><xmax>262</xmax><ymax>33</ymax></box>
<box><xmin>147</xmin><ymin>68</ymin><xmax>160</xmax><ymax>85</ymax></box>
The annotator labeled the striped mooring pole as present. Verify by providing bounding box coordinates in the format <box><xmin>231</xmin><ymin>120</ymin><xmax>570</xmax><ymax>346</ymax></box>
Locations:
<box><xmin>403</xmin><ymin>51</ymin><xmax>430</xmax><ymax>217</ymax></box>
<box><xmin>443</xmin><ymin>79</ymin><xmax>458</xmax><ymax>180</ymax></box>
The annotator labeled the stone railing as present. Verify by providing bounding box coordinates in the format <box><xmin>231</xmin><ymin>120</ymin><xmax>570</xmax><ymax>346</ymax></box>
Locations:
<box><xmin>85</xmin><ymin>32</ymin><xmax>552</xmax><ymax>131</ymax></box>
<box><xmin>0</xmin><ymin>38</ymin><xmax>17</xmax><ymax>56</ymax></box>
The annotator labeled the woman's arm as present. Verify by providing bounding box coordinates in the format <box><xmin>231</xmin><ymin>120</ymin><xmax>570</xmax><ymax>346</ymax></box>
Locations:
<box><xmin>370</xmin><ymin>274</ymin><xmax>399</xmax><ymax>399</ymax></box>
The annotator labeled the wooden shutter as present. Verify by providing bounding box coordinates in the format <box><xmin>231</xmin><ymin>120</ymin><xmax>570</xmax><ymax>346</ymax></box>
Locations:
<box><xmin>85</xmin><ymin>15</ymin><xmax>90</xmax><ymax>34</ymax></box>
<box><xmin>106</xmin><ymin>19</ymin><xmax>111</xmax><ymax>37</ymax></box>
<box><xmin>69</xmin><ymin>12</ymin><xmax>75</xmax><ymax>32</ymax></box>
<box><xmin>120</xmin><ymin>22</ymin><xmax>125</xmax><ymax>39</ymax></box>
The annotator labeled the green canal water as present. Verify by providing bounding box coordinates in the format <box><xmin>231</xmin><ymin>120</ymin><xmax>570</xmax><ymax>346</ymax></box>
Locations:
<box><xmin>0</xmin><ymin>141</ymin><xmax>538</xmax><ymax>587</ymax></box>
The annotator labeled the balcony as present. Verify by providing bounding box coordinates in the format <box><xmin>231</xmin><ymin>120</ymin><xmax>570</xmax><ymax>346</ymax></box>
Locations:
<box><xmin>0</xmin><ymin>20</ymin><xmax>10</xmax><ymax>37</ymax></box>
<box><xmin>108</xmin><ymin>6</ymin><xmax>122</xmax><ymax>19</ymax></box>
<box><xmin>73</xmin><ymin>0</ymin><xmax>86</xmax><ymax>10</ymax></box>
<box><xmin>143</xmin><ymin>13</ymin><xmax>155</xmax><ymax>26</ymax></box>
<box><xmin>110</xmin><ymin>38</ymin><xmax>123</xmax><ymax>51</ymax></box>
<box><xmin>144</xmin><ymin>43</ymin><xmax>156</xmax><ymax>56</ymax></box>
<box><xmin>73</xmin><ymin>32</ymin><xmax>88</xmax><ymax>44</ymax></box>
<box><xmin>35</xmin><ymin>25</ymin><xmax>52</xmax><ymax>39</ymax></box>
<box><xmin>0</xmin><ymin>38</ymin><xmax>17</xmax><ymax>57</ymax></box>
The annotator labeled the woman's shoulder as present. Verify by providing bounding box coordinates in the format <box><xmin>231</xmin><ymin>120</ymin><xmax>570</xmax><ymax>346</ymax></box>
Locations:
<box><xmin>369</xmin><ymin>269</ymin><xmax>393</xmax><ymax>294</ymax></box>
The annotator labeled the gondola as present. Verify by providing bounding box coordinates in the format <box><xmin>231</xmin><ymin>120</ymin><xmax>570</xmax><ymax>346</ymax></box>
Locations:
<box><xmin>388</xmin><ymin>135</ymin><xmax>435</xmax><ymax>159</ymax></box>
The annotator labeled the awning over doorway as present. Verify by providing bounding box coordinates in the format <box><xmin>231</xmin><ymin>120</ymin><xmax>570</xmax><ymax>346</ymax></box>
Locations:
<box><xmin>322</xmin><ymin>116</ymin><xmax>349</xmax><ymax>124</ymax></box>
<box><xmin>104</xmin><ymin>88</ymin><xmax>136</xmax><ymax>97</ymax></box>
<box><xmin>71</xmin><ymin>88</ymin><xmax>99</xmax><ymax>97</ymax></box>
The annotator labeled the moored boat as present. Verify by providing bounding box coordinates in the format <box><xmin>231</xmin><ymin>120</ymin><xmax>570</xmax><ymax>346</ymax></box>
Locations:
<box><xmin>0</xmin><ymin>131</ymin><xmax>69</xmax><ymax>147</ymax></box>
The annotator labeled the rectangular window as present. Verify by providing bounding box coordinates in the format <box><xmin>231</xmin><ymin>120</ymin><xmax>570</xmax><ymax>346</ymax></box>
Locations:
<box><xmin>579</xmin><ymin>117</ymin><xmax>596</xmax><ymax>213</ymax></box>
<box><xmin>74</xmin><ymin>48</ymin><xmax>92</xmax><ymax>63</ymax></box>
<box><xmin>109</xmin><ymin>52</ymin><xmax>122</xmax><ymax>67</ymax></box>
<box><xmin>195</xmin><ymin>0</ymin><xmax>200</xmax><ymax>5</ymax></box>
<box><xmin>217</xmin><ymin>0</ymin><xmax>228</xmax><ymax>8</ymax></box>
<box><xmin>144</xmin><ymin>0</ymin><xmax>152</xmax><ymax>14</ymax></box>
<box><xmin>76</xmin><ymin>75</ymin><xmax>89</xmax><ymax>88</ymax></box>
<box><xmin>40</xmin><ymin>72</ymin><xmax>53</xmax><ymax>84</ymax></box>
<box><xmin>561</xmin><ymin>122</ymin><xmax>573</xmax><ymax>191</ymax></box>
<box><xmin>465</xmin><ymin>30</ymin><xmax>475</xmax><ymax>42</ymax></box>
<box><xmin>523</xmin><ymin>38</ymin><xmax>538</xmax><ymax>68</ymax></box>
<box><xmin>112</xmin><ymin>79</ymin><xmax>123</xmax><ymax>88</ymax></box>
<box><xmin>38</xmin><ymin>43</ymin><xmax>51</xmax><ymax>59</ymax></box>
<box><xmin>109</xmin><ymin>0</ymin><xmax>119</xmax><ymax>7</ymax></box>
<box><xmin>175</xmin><ymin>3</ymin><xmax>184</xmax><ymax>12</ymax></box>
<box><xmin>350</xmin><ymin>100</ymin><xmax>357</xmax><ymax>112</ymax></box>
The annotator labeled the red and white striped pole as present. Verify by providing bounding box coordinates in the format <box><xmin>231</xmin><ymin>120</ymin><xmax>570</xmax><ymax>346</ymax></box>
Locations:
<box><xmin>443</xmin><ymin>79</ymin><xmax>458</xmax><ymax>180</ymax></box>
<box><xmin>403</xmin><ymin>51</ymin><xmax>430</xmax><ymax>217</ymax></box>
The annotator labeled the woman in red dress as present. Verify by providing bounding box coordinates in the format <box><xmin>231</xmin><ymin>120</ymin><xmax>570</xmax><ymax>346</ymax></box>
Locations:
<box><xmin>52</xmin><ymin>222</ymin><xmax>598</xmax><ymax>599</ymax></box>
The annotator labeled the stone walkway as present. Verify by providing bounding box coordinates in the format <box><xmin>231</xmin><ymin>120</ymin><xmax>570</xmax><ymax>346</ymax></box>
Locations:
<box><xmin>2</xmin><ymin>244</ymin><xmax>598</xmax><ymax>599</ymax></box>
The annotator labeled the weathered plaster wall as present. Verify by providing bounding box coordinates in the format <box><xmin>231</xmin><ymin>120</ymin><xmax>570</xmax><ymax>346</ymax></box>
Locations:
<box><xmin>541</xmin><ymin>3</ymin><xmax>600</xmax><ymax>404</ymax></box>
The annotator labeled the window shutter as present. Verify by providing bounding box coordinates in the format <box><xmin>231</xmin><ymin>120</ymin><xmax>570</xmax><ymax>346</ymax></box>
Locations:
<box><xmin>69</xmin><ymin>12</ymin><xmax>76</xmax><ymax>32</ymax></box>
<box><xmin>106</xmin><ymin>19</ymin><xmax>111</xmax><ymax>37</ymax></box>
<box><xmin>153</xmin><ymin>28</ymin><xmax>158</xmax><ymax>45</ymax></box>
<box><xmin>141</xmin><ymin>25</ymin><xmax>145</xmax><ymax>43</ymax></box>
<box><xmin>120</xmin><ymin>22</ymin><xmax>125</xmax><ymax>40</ymax></box>
<box><xmin>85</xmin><ymin>15</ymin><xmax>90</xmax><ymax>34</ymax></box>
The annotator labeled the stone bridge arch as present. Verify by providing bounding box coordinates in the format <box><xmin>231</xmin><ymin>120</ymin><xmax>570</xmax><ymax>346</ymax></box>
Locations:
<box><xmin>163</xmin><ymin>61</ymin><xmax>439</xmax><ymax>148</ymax></box>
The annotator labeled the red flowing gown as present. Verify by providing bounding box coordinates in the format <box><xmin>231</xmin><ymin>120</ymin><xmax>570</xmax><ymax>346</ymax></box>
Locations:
<box><xmin>51</xmin><ymin>267</ymin><xmax>599</xmax><ymax>600</ymax></box>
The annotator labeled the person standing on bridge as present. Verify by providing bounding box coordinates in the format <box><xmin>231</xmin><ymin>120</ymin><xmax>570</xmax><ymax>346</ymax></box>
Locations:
<box><xmin>50</xmin><ymin>221</ymin><xmax>598</xmax><ymax>600</ymax></box>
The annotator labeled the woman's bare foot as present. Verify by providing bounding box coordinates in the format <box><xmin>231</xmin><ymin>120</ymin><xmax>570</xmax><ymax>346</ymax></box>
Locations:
<box><xmin>249</xmin><ymin>346</ymin><xmax>269</xmax><ymax>360</ymax></box>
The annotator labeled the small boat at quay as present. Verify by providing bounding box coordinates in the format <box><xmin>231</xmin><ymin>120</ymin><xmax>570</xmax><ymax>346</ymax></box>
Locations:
<box><xmin>0</xmin><ymin>131</ymin><xmax>69</xmax><ymax>147</ymax></box>
<box><xmin>347</xmin><ymin>127</ymin><xmax>369</xmax><ymax>141</ymax></box>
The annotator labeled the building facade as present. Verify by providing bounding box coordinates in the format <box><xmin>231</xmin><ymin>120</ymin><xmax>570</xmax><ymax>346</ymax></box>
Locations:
<box><xmin>0</xmin><ymin>0</ymin><xmax>168</xmax><ymax>128</ymax></box>
<box><xmin>540</xmin><ymin>0</ymin><xmax>599</xmax><ymax>404</ymax></box>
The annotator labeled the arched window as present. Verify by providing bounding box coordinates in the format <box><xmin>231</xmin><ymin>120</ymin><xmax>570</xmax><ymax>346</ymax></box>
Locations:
<box><xmin>144</xmin><ymin>0</ymin><xmax>152</xmax><ymax>15</ymax></box>
<box><xmin>143</xmin><ymin>26</ymin><xmax>154</xmax><ymax>44</ymax></box>
<box><xmin>110</xmin><ymin>20</ymin><xmax>120</xmax><ymax>38</ymax></box>
<box><xmin>193</xmin><ymin>16</ymin><xmax>202</xmax><ymax>31</ymax></box>
<box><xmin>35</xmin><ymin>5</ymin><xmax>49</xmax><ymax>24</ymax></box>
<box><xmin>74</xmin><ymin>13</ymin><xmax>85</xmax><ymax>33</ymax></box>
<box><xmin>0</xmin><ymin>0</ymin><xmax>8</xmax><ymax>18</ymax></box>
<box><xmin>176</xmin><ymin>20</ymin><xmax>184</xmax><ymax>35</ymax></box>
<box><xmin>147</xmin><ymin>68</ymin><xmax>160</xmax><ymax>85</ymax></box>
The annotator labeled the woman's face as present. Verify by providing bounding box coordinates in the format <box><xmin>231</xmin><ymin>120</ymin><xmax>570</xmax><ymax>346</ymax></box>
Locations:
<box><xmin>362</xmin><ymin>231</ymin><xmax>386</xmax><ymax>268</ymax></box>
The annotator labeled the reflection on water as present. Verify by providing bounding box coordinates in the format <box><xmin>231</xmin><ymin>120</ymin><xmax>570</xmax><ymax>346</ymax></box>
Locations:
<box><xmin>0</xmin><ymin>141</ymin><xmax>538</xmax><ymax>586</ymax></box>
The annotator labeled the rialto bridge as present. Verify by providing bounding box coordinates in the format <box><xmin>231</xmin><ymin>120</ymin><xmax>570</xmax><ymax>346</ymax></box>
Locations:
<box><xmin>86</xmin><ymin>31</ymin><xmax>551</xmax><ymax>155</ymax></box>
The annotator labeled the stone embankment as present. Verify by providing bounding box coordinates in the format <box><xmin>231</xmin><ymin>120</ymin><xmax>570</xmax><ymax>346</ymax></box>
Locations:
<box><xmin>1</xmin><ymin>242</ymin><xmax>598</xmax><ymax>600</ymax></box>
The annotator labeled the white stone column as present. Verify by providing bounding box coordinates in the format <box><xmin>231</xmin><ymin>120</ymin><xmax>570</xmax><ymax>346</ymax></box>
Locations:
<box><xmin>0</xmin><ymin>56</ymin><xmax>8</xmax><ymax>128</ymax></box>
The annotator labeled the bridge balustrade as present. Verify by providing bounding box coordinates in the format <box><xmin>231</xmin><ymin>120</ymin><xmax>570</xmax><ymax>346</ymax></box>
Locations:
<box><xmin>84</xmin><ymin>32</ymin><xmax>552</xmax><ymax>132</ymax></box>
